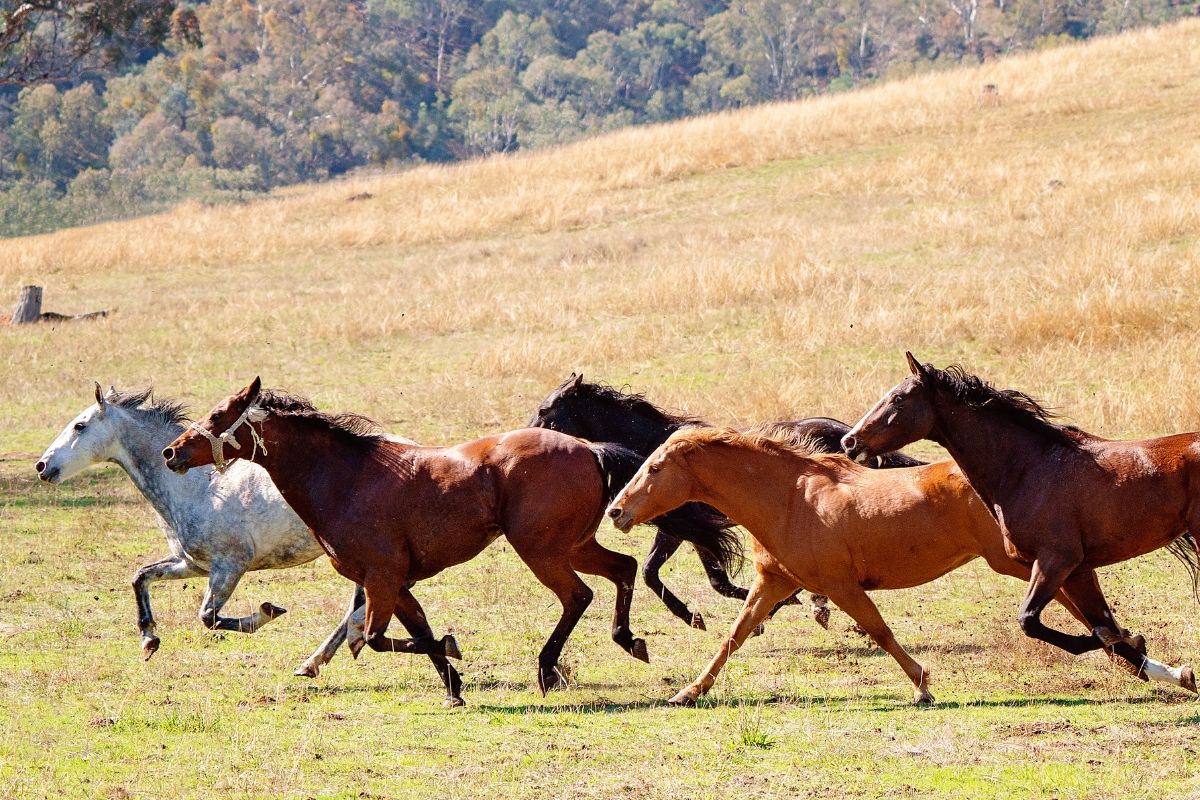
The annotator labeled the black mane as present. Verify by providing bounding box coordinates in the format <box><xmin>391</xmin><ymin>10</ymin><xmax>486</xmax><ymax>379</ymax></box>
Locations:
<box><xmin>107</xmin><ymin>387</ymin><xmax>190</xmax><ymax>427</ymax></box>
<box><xmin>569</xmin><ymin>381</ymin><xmax>703</xmax><ymax>428</ymax></box>
<box><xmin>929</xmin><ymin>365</ymin><xmax>1079</xmax><ymax>445</ymax></box>
<box><xmin>255</xmin><ymin>389</ymin><xmax>384</xmax><ymax>441</ymax></box>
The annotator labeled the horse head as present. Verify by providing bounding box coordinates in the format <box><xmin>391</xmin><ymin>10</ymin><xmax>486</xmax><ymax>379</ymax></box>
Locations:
<box><xmin>163</xmin><ymin>377</ymin><xmax>267</xmax><ymax>474</ymax></box>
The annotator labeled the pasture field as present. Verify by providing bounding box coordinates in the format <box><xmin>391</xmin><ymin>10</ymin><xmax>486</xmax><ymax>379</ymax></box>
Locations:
<box><xmin>3</xmin><ymin>19</ymin><xmax>1200</xmax><ymax>799</ymax></box>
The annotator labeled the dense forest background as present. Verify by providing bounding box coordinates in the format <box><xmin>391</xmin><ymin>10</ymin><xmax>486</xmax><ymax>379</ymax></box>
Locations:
<box><xmin>1</xmin><ymin>0</ymin><xmax>1194</xmax><ymax>238</ymax></box>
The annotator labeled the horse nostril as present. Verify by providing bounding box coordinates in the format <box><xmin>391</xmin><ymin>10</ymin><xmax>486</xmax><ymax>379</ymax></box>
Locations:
<box><xmin>842</xmin><ymin>434</ymin><xmax>858</xmax><ymax>453</ymax></box>
<box><xmin>608</xmin><ymin>506</ymin><xmax>622</xmax><ymax>520</ymax></box>
<box><xmin>35</xmin><ymin>460</ymin><xmax>46</xmax><ymax>473</ymax></box>
<box><xmin>162</xmin><ymin>447</ymin><xmax>175</xmax><ymax>461</ymax></box>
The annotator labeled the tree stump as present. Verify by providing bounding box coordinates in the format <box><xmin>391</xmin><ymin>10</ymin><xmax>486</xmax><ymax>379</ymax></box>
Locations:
<box><xmin>11</xmin><ymin>285</ymin><xmax>42</xmax><ymax>325</ymax></box>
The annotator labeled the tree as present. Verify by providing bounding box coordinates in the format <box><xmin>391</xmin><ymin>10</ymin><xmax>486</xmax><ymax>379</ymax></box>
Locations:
<box><xmin>0</xmin><ymin>0</ymin><xmax>201</xmax><ymax>86</ymax></box>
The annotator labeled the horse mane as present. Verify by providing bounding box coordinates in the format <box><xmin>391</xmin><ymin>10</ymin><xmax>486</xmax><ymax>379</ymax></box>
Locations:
<box><xmin>107</xmin><ymin>387</ymin><xmax>190</xmax><ymax>427</ymax></box>
<box><xmin>666</xmin><ymin>424</ymin><xmax>850</xmax><ymax>465</ymax></box>
<box><xmin>255</xmin><ymin>389</ymin><xmax>384</xmax><ymax>442</ymax></box>
<box><xmin>926</xmin><ymin>365</ymin><xmax>1080</xmax><ymax>446</ymax></box>
<box><xmin>568</xmin><ymin>381</ymin><xmax>704</xmax><ymax>428</ymax></box>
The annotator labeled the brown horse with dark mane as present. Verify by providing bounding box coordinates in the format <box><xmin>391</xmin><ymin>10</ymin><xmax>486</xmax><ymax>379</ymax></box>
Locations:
<box><xmin>605</xmin><ymin>426</ymin><xmax>1194</xmax><ymax>705</ymax></box>
<box><xmin>843</xmin><ymin>353</ymin><xmax>1199</xmax><ymax>694</ymax></box>
<box><xmin>162</xmin><ymin>378</ymin><xmax>651</xmax><ymax>706</ymax></box>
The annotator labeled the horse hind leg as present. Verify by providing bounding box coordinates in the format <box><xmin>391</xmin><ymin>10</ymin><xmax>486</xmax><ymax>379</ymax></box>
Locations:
<box><xmin>198</xmin><ymin>563</ymin><xmax>286</xmax><ymax>634</ymax></box>
<box><xmin>1017</xmin><ymin>558</ymin><xmax>1106</xmax><ymax>656</ymax></box>
<box><xmin>572</xmin><ymin>538</ymin><xmax>649</xmax><ymax>663</ymax></box>
<box><xmin>295</xmin><ymin>584</ymin><xmax>365</xmax><ymax>678</ymax></box>
<box><xmin>132</xmin><ymin>556</ymin><xmax>203</xmax><ymax>660</ymax></box>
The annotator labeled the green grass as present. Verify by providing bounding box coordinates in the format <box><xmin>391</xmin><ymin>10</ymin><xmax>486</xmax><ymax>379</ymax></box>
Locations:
<box><xmin>2</xmin><ymin>456</ymin><xmax>1199</xmax><ymax>799</ymax></box>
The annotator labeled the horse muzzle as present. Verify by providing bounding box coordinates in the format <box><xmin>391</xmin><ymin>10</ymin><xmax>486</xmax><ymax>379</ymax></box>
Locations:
<box><xmin>607</xmin><ymin>505</ymin><xmax>635</xmax><ymax>533</ymax></box>
<box><xmin>35</xmin><ymin>460</ymin><xmax>60</xmax><ymax>484</ymax></box>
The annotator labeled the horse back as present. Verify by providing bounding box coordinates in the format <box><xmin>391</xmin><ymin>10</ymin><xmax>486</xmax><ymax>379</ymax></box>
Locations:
<box><xmin>461</xmin><ymin>427</ymin><xmax>607</xmax><ymax>538</ymax></box>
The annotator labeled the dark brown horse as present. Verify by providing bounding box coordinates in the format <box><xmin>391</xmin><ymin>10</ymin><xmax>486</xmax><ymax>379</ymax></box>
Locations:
<box><xmin>162</xmin><ymin>378</ymin><xmax>651</xmax><ymax>706</ymax></box>
<box><xmin>843</xmin><ymin>353</ymin><xmax>1199</xmax><ymax>693</ymax></box>
<box><xmin>605</xmin><ymin>426</ymin><xmax>1193</xmax><ymax>704</ymax></box>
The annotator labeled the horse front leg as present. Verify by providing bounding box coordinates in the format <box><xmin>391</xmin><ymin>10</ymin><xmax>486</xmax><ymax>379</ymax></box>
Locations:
<box><xmin>1061</xmin><ymin>570</ymin><xmax>1195</xmax><ymax>693</ymax></box>
<box><xmin>131</xmin><ymin>555</ymin><xmax>203</xmax><ymax>660</ymax></box>
<box><xmin>669</xmin><ymin>568</ymin><xmax>799</xmax><ymax>706</ymax></box>
<box><xmin>294</xmin><ymin>584</ymin><xmax>365</xmax><ymax>678</ymax></box>
<box><xmin>1017</xmin><ymin>557</ymin><xmax>1106</xmax><ymax>655</ymax></box>
<box><xmin>643</xmin><ymin>533</ymin><xmax>705</xmax><ymax>629</ymax></box>
<box><xmin>351</xmin><ymin>576</ymin><xmax>458</xmax><ymax>660</ymax></box>
<box><xmin>198</xmin><ymin>562</ymin><xmax>286</xmax><ymax>633</ymax></box>
<box><xmin>392</xmin><ymin>587</ymin><xmax>465</xmax><ymax>707</ymax></box>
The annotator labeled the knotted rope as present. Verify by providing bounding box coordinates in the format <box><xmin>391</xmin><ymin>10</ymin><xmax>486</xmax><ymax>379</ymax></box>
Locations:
<box><xmin>189</xmin><ymin>405</ymin><xmax>269</xmax><ymax>473</ymax></box>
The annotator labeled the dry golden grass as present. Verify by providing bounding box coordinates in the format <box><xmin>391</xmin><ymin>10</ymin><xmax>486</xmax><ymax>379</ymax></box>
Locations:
<box><xmin>4</xmin><ymin>22</ymin><xmax>1199</xmax><ymax>453</ymax></box>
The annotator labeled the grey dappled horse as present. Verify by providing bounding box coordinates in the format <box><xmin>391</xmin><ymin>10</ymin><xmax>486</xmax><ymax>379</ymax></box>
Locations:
<box><xmin>36</xmin><ymin>384</ymin><xmax>369</xmax><ymax>677</ymax></box>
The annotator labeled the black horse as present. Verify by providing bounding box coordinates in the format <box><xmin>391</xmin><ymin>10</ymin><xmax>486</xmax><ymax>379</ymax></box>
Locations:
<box><xmin>529</xmin><ymin>374</ymin><xmax>925</xmax><ymax>630</ymax></box>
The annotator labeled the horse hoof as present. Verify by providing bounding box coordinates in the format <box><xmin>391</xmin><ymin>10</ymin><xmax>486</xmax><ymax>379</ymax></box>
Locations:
<box><xmin>667</xmin><ymin>690</ymin><xmax>697</xmax><ymax>707</ymax></box>
<box><xmin>1130</xmin><ymin>634</ymin><xmax>1147</xmax><ymax>655</ymax></box>
<box><xmin>294</xmin><ymin>662</ymin><xmax>320</xmax><ymax>678</ymax></box>
<box><xmin>690</xmin><ymin>612</ymin><xmax>706</xmax><ymax>631</ymax></box>
<box><xmin>629</xmin><ymin>638</ymin><xmax>650</xmax><ymax>663</ymax></box>
<box><xmin>444</xmin><ymin>696</ymin><xmax>466</xmax><ymax>709</ymax></box>
<box><xmin>914</xmin><ymin>692</ymin><xmax>936</xmax><ymax>707</ymax></box>
<box><xmin>1181</xmin><ymin>666</ymin><xmax>1197</xmax><ymax>694</ymax></box>
<box><xmin>261</xmin><ymin>603</ymin><xmax>286</xmax><ymax>619</ymax></box>
<box><xmin>348</xmin><ymin>639</ymin><xmax>365</xmax><ymax>659</ymax></box>
<box><xmin>441</xmin><ymin>635</ymin><xmax>462</xmax><ymax>660</ymax></box>
<box><xmin>813</xmin><ymin>606</ymin><xmax>831</xmax><ymax>630</ymax></box>
<box><xmin>749</xmin><ymin>623</ymin><xmax>765</xmax><ymax>638</ymax></box>
<box><xmin>538</xmin><ymin>667</ymin><xmax>564</xmax><ymax>695</ymax></box>
<box><xmin>141</xmin><ymin>636</ymin><xmax>160</xmax><ymax>661</ymax></box>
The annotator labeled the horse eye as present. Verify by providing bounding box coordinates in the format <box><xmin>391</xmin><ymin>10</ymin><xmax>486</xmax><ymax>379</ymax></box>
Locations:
<box><xmin>648</xmin><ymin>464</ymin><xmax>661</xmax><ymax>474</ymax></box>
<box><xmin>74</xmin><ymin>422</ymin><xmax>86</xmax><ymax>431</ymax></box>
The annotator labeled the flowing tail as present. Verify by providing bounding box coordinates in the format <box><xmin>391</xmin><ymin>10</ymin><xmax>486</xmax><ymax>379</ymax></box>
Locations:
<box><xmin>1166</xmin><ymin>531</ymin><xmax>1200</xmax><ymax>603</ymax></box>
<box><xmin>587</xmin><ymin>441</ymin><xmax>744</xmax><ymax>577</ymax></box>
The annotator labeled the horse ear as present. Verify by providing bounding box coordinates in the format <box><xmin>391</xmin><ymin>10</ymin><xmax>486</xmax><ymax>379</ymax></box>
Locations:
<box><xmin>569</xmin><ymin>373</ymin><xmax>583</xmax><ymax>388</ymax></box>
<box><xmin>905</xmin><ymin>351</ymin><xmax>923</xmax><ymax>377</ymax></box>
<box><xmin>94</xmin><ymin>381</ymin><xmax>106</xmax><ymax>409</ymax></box>
<box><xmin>107</xmin><ymin>384</ymin><xmax>117</xmax><ymax>399</ymax></box>
<box><xmin>246</xmin><ymin>376</ymin><xmax>262</xmax><ymax>403</ymax></box>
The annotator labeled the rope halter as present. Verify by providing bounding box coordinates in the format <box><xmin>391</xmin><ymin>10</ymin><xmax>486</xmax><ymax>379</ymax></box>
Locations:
<box><xmin>189</xmin><ymin>404</ymin><xmax>269</xmax><ymax>474</ymax></box>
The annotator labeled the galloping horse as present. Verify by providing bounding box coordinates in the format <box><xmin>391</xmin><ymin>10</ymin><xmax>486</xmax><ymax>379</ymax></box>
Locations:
<box><xmin>163</xmin><ymin>378</ymin><xmax>653</xmax><ymax>706</ymax></box>
<box><xmin>530</xmin><ymin>374</ymin><xmax>924</xmax><ymax>630</ymax></box>
<box><xmin>843</xmin><ymin>353</ymin><xmax>1199</xmax><ymax>693</ymax></box>
<box><xmin>607</xmin><ymin>426</ymin><xmax>1194</xmax><ymax>705</ymax></box>
<box><xmin>36</xmin><ymin>383</ymin><xmax>363</xmax><ymax>676</ymax></box>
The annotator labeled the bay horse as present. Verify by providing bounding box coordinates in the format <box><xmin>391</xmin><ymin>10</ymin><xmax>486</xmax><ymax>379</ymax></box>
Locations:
<box><xmin>162</xmin><ymin>378</ymin><xmax>652</xmax><ymax>706</ymax></box>
<box><xmin>843</xmin><ymin>353</ymin><xmax>1199</xmax><ymax>694</ymax></box>
<box><xmin>606</xmin><ymin>426</ymin><xmax>1194</xmax><ymax>705</ymax></box>
<box><xmin>36</xmin><ymin>383</ymin><xmax>365</xmax><ymax>676</ymax></box>
<box><xmin>530</xmin><ymin>373</ymin><xmax>925</xmax><ymax>630</ymax></box>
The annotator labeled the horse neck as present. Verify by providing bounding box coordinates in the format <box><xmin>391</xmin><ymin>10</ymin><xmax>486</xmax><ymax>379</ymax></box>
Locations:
<box><xmin>686</xmin><ymin>443</ymin><xmax>801</xmax><ymax>536</ymax></box>
<box><xmin>107</xmin><ymin>410</ymin><xmax>200</xmax><ymax>528</ymax></box>
<box><xmin>929</xmin><ymin>396</ymin><xmax>1052</xmax><ymax>512</ymax></box>
<box><xmin>253</xmin><ymin>416</ymin><xmax>389</xmax><ymax>536</ymax></box>
<box><xmin>600</xmin><ymin>402</ymin><xmax>680</xmax><ymax>455</ymax></box>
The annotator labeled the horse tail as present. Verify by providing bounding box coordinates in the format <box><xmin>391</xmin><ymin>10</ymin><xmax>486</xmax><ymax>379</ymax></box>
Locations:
<box><xmin>587</xmin><ymin>441</ymin><xmax>646</xmax><ymax>508</ymax></box>
<box><xmin>586</xmin><ymin>441</ymin><xmax>744</xmax><ymax>577</ymax></box>
<box><xmin>1166</xmin><ymin>531</ymin><xmax>1200</xmax><ymax>603</ymax></box>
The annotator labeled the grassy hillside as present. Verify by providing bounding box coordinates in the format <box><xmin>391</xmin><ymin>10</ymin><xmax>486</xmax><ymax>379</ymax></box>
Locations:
<box><xmin>2</xmin><ymin>20</ymin><xmax>1200</xmax><ymax>800</ymax></box>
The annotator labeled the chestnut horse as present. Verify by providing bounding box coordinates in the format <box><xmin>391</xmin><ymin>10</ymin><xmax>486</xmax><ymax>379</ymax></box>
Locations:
<box><xmin>529</xmin><ymin>374</ymin><xmax>925</xmax><ymax>630</ymax></box>
<box><xmin>606</xmin><ymin>426</ymin><xmax>1194</xmax><ymax>705</ymax></box>
<box><xmin>162</xmin><ymin>378</ymin><xmax>651</xmax><ymax>706</ymax></box>
<box><xmin>843</xmin><ymin>353</ymin><xmax>1199</xmax><ymax>694</ymax></box>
